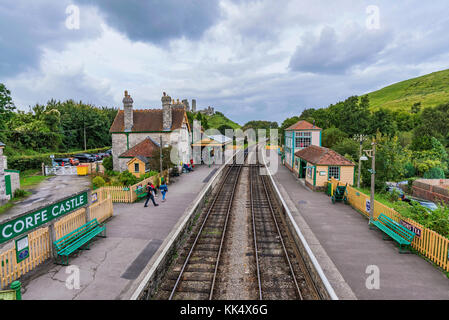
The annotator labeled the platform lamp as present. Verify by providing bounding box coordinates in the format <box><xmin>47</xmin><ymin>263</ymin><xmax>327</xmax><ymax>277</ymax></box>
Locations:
<box><xmin>363</xmin><ymin>139</ymin><xmax>377</xmax><ymax>227</ymax></box>
<box><xmin>354</xmin><ymin>134</ymin><xmax>368</xmax><ymax>188</ymax></box>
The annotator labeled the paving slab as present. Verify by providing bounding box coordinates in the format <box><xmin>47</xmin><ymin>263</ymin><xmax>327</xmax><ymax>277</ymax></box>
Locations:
<box><xmin>271</xmin><ymin>152</ymin><xmax>449</xmax><ymax>300</ymax></box>
<box><xmin>20</xmin><ymin>164</ymin><xmax>220</xmax><ymax>300</ymax></box>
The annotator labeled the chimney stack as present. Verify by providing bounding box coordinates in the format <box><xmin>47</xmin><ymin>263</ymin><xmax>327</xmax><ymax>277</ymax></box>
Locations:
<box><xmin>182</xmin><ymin>99</ymin><xmax>190</xmax><ymax>111</ymax></box>
<box><xmin>162</xmin><ymin>92</ymin><xmax>172</xmax><ymax>131</ymax></box>
<box><xmin>123</xmin><ymin>90</ymin><xmax>133</xmax><ymax>132</ymax></box>
<box><xmin>192</xmin><ymin>99</ymin><xmax>196</xmax><ymax>112</ymax></box>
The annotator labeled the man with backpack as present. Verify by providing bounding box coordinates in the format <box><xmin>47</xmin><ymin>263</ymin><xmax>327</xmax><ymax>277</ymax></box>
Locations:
<box><xmin>144</xmin><ymin>182</ymin><xmax>159</xmax><ymax>207</ymax></box>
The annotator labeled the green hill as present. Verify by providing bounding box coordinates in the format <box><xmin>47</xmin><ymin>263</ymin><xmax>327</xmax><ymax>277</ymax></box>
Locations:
<box><xmin>367</xmin><ymin>69</ymin><xmax>449</xmax><ymax>112</ymax></box>
<box><xmin>205</xmin><ymin>111</ymin><xmax>241</xmax><ymax>130</ymax></box>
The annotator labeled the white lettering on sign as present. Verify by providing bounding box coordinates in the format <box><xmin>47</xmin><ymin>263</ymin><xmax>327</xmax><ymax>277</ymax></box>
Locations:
<box><xmin>2</xmin><ymin>225</ymin><xmax>12</xmax><ymax>238</ymax></box>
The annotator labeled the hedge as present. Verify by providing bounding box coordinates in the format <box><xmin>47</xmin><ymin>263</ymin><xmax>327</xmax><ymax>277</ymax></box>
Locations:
<box><xmin>8</xmin><ymin>146</ymin><xmax>111</xmax><ymax>171</ymax></box>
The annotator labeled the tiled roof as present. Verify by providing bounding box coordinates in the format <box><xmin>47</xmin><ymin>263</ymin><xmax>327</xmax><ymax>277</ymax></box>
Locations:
<box><xmin>294</xmin><ymin>145</ymin><xmax>354</xmax><ymax>166</ymax></box>
<box><xmin>119</xmin><ymin>137</ymin><xmax>160</xmax><ymax>158</ymax></box>
<box><xmin>109</xmin><ymin>107</ymin><xmax>187</xmax><ymax>132</ymax></box>
<box><xmin>286</xmin><ymin>120</ymin><xmax>321</xmax><ymax>131</ymax></box>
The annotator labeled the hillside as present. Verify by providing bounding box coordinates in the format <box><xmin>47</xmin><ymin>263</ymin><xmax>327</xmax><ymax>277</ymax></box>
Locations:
<box><xmin>367</xmin><ymin>69</ymin><xmax>449</xmax><ymax>112</ymax></box>
<box><xmin>204</xmin><ymin>112</ymin><xmax>241</xmax><ymax>130</ymax></box>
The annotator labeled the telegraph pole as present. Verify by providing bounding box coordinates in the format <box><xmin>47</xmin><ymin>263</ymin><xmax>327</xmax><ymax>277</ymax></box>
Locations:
<box><xmin>160</xmin><ymin>135</ymin><xmax>163</xmax><ymax>183</ymax></box>
<box><xmin>356</xmin><ymin>134</ymin><xmax>366</xmax><ymax>188</ymax></box>
<box><xmin>364</xmin><ymin>139</ymin><xmax>377</xmax><ymax>225</ymax></box>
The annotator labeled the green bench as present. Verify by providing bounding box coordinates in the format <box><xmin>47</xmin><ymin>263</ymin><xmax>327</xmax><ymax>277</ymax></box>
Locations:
<box><xmin>135</xmin><ymin>187</ymin><xmax>147</xmax><ymax>201</ymax></box>
<box><xmin>372</xmin><ymin>214</ymin><xmax>415</xmax><ymax>253</ymax></box>
<box><xmin>54</xmin><ymin>219</ymin><xmax>106</xmax><ymax>265</ymax></box>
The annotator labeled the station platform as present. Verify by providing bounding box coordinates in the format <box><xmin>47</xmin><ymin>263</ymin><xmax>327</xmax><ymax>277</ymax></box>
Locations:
<box><xmin>271</xmin><ymin>152</ymin><xmax>449</xmax><ymax>300</ymax></box>
<box><xmin>20</xmin><ymin>164</ymin><xmax>220</xmax><ymax>300</ymax></box>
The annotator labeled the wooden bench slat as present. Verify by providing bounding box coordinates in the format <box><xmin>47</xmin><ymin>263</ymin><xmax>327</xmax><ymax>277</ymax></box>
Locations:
<box><xmin>373</xmin><ymin>214</ymin><xmax>416</xmax><ymax>253</ymax></box>
<box><xmin>57</xmin><ymin>226</ymin><xmax>105</xmax><ymax>256</ymax></box>
<box><xmin>53</xmin><ymin>218</ymin><xmax>106</xmax><ymax>264</ymax></box>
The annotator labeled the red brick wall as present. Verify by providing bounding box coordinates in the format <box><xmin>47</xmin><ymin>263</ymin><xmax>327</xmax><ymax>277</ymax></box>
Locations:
<box><xmin>413</xmin><ymin>180</ymin><xmax>449</xmax><ymax>204</ymax></box>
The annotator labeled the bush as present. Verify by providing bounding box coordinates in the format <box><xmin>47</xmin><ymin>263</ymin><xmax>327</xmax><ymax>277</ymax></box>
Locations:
<box><xmin>13</xmin><ymin>189</ymin><xmax>28</xmax><ymax>199</ymax></box>
<box><xmin>92</xmin><ymin>176</ymin><xmax>105</xmax><ymax>189</ymax></box>
<box><xmin>118</xmin><ymin>170</ymin><xmax>138</xmax><ymax>186</ymax></box>
<box><xmin>404</xmin><ymin>162</ymin><xmax>416</xmax><ymax>178</ymax></box>
<box><xmin>8</xmin><ymin>155</ymin><xmax>52</xmax><ymax>171</ymax></box>
<box><xmin>102</xmin><ymin>156</ymin><xmax>113</xmax><ymax>171</ymax></box>
<box><xmin>423</xmin><ymin>167</ymin><xmax>445</xmax><ymax>179</ymax></box>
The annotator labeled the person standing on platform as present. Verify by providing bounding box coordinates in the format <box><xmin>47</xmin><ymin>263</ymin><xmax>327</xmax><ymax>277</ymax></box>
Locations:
<box><xmin>159</xmin><ymin>182</ymin><xmax>168</xmax><ymax>202</ymax></box>
<box><xmin>144</xmin><ymin>182</ymin><xmax>159</xmax><ymax>207</ymax></box>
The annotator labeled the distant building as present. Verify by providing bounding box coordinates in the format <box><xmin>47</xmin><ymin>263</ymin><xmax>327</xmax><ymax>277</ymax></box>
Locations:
<box><xmin>284</xmin><ymin>120</ymin><xmax>322</xmax><ymax>170</ymax></box>
<box><xmin>199</xmin><ymin>106</ymin><xmax>215</xmax><ymax>116</ymax></box>
<box><xmin>109</xmin><ymin>91</ymin><xmax>191</xmax><ymax>172</ymax></box>
<box><xmin>293</xmin><ymin>145</ymin><xmax>355</xmax><ymax>191</ymax></box>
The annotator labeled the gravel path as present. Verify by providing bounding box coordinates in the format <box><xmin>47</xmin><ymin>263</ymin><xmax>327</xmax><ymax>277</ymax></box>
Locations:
<box><xmin>215</xmin><ymin>166</ymin><xmax>258</xmax><ymax>299</ymax></box>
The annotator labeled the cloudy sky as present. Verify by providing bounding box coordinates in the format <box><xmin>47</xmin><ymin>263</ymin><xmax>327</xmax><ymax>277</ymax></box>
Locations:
<box><xmin>2</xmin><ymin>1</ymin><xmax>449</xmax><ymax>125</ymax></box>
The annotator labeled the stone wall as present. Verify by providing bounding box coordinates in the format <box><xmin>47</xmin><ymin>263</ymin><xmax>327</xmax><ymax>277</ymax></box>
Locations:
<box><xmin>112</xmin><ymin>129</ymin><xmax>191</xmax><ymax>172</ymax></box>
<box><xmin>412</xmin><ymin>179</ymin><xmax>449</xmax><ymax>204</ymax></box>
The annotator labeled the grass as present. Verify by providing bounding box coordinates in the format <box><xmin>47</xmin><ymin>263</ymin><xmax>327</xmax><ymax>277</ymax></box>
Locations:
<box><xmin>367</xmin><ymin>68</ymin><xmax>449</xmax><ymax>112</ymax></box>
<box><xmin>20</xmin><ymin>169</ymin><xmax>50</xmax><ymax>189</ymax></box>
<box><xmin>0</xmin><ymin>190</ymin><xmax>32</xmax><ymax>215</ymax></box>
<box><xmin>353</xmin><ymin>187</ymin><xmax>398</xmax><ymax>208</ymax></box>
<box><xmin>205</xmin><ymin>112</ymin><xmax>241</xmax><ymax>130</ymax></box>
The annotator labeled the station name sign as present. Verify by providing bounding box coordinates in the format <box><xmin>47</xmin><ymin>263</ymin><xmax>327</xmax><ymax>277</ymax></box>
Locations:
<box><xmin>0</xmin><ymin>192</ymin><xmax>88</xmax><ymax>244</ymax></box>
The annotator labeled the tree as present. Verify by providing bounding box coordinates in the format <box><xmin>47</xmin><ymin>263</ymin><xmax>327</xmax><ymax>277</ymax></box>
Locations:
<box><xmin>148</xmin><ymin>146</ymin><xmax>175</xmax><ymax>172</ymax></box>
<box><xmin>333</xmin><ymin>138</ymin><xmax>359</xmax><ymax>161</ymax></box>
<box><xmin>0</xmin><ymin>83</ymin><xmax>16</xmax><ymax>141</ymax></box>
<box><xmin>322</xmin><ymin>127</ymin><xmax>348</xmax><ymax>148</ymax></box>
<box><xmin>361</xmin><ymin>134</ymin><xmax>408</xmax><ymax>190</ymax></box>
<box><xmin>280</xmin><ymin>116</ymin><xmax>299</xmax><ymax>145</ymax></box>
<box><xmin>369</xmin><ymin>108</ymin><xmax>397</xmax><ymax>136</ymax></box>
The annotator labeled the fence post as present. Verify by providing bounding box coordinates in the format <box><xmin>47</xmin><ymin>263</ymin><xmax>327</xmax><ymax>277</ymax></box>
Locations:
<box><xmin>48</xmin><ymin>223</ymin><xmax>57</xmax><ymax>259</ymax></box>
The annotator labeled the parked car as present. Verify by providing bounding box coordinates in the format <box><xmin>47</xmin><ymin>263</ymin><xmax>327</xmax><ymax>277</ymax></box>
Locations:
<box><xmin>74</xmin><ymin>153</ymin><xmax>97</xmax><ymax>163</ymax></box>
<box><xmin>68</xmin><ymin>157</ymin><xmax>80</xmax><ymax>166</ymax></box>
<box><xmin>105</xmin><ymin>149</ymin><xmax>112</xmax><ymax>156</ymax></box>
<box><xmin>98</xmin><ymin>152</ymin><xmax>109</xmax><ymax>158</ymax></box>
<box><xmin>403</xmin><ymin>196</ymin><xmax>438</xmax><ymax>212</ymax></box>
<box><xmin>54</xmin><ymin>158</ymin><xmax>71</xmax><ymax>166</ymax></box>
<box><xmin>386</xmin><ymin>185</ymin><xmax>437</xmax><ymax>212</ymax></box>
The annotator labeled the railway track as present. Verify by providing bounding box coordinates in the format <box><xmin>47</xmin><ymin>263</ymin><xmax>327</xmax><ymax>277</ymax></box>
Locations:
<box><xmin>155</xmin><ymin>146</ymin><xmax>321</xmax><ymax>300</ymax></box>
<box><xmin>250</xmin><ymin>146</ymin><xmax>321</xmax><ymax>300</ymax></box>
<box><xmin>161</xmin><ymin>153</ymin><xmax>246</xmax><ymax>300</ymax></box>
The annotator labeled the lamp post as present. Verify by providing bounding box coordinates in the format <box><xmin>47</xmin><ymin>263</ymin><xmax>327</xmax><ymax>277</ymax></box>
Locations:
<box><xmin>364</xmin><ymin>139</ymin><xmax>377</xmax><ymax>226</ymax></box>
<box><xmin>355</xmin><ymin>134</ymin><xmax>367</xmax><ymax>188</ymax></box>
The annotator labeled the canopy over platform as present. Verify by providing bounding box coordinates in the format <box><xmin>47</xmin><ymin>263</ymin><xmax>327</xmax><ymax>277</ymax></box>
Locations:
<box><xmin>191</xmin><ymin>137</ymin><xmax>224</xmax><ymax>147</ymax></box>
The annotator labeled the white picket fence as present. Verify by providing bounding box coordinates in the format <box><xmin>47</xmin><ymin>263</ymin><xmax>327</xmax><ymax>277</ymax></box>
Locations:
<box><xmin>45</xmin><ymin>166</ymin><xmax>78</xmax><ymax>176</ymax></box>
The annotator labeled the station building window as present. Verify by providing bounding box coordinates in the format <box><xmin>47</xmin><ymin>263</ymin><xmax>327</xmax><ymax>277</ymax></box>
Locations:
<box><xmin>329</xmin><ymin>166</ymin><xmax>340</xmax><ymax>180</ymax></box>
<box><xmin>295</xmin><ymin>132</ymin><xmax>311</xmax><ymax>149</ymax></box>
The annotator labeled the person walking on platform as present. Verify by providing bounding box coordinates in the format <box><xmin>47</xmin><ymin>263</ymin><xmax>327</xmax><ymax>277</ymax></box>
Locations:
<box><xmin>144</xmin><ymin>182</ymin><xmax>159</xmax><ymax>207</ymax></box>
<box><xmin>160</xmin><ymin>182</ymin><xmax>168</xmax><ymax>202</ymax></box>
<box><xmin>150</xmin><ymin>183</ymin><xmax>158</xmax><ymax>197</ymax></box>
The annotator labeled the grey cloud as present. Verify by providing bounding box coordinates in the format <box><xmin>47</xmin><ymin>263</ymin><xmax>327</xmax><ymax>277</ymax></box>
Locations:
<box><xmin>289</xmin><ymin>25</ymin><xmax>391</xmax><ymax>74</ymax></box>
<box><xmin>0</xmin><ymin>1</ymin><xmax>102</xmax><ymax>77</ymax></box>
<box><xmin>74</xmin><ymin>0</ymin><xmax>220</xmax><ymax>44</ymax></box>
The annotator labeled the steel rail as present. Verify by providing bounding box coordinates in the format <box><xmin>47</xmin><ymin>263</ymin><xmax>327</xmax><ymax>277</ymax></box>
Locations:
<box><xmin>209</xmin><ymin>163</ymin><xmax>243</xmax><ymax>299</ymax></box>
<box><xmin>250</xmin><ymin>164</ymin><xmax>263</xmax><ymax>300</ymax></box>
<box><xmin>169</xmin><ymin>150</ymin><xmax>247</xmax><ymax>300</ymax></box>
<box><xmin>259</xmin><ymin>168</ymin><xmax>303</xmax><ymax>300</ymax></box>
<box><xmin>168</xmin><ymin>164</ymin><xmax>235</xmax><ymax>300</ymax></box>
